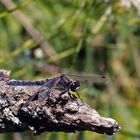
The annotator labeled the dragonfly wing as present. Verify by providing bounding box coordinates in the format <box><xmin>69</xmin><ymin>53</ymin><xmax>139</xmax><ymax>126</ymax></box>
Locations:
<box><xmin>38</xmin><ymin>76</ymin><xmax>60</xmax><ymax>92</ymax></box>
<box><xmin>37</xmin><ymin>76</ymin><xmax>60</xmax><ymax>101</ymax></box>
<box><xmin>66</xmin><ymin>73</ymin><xmax>107</xmax><ymax>86</ymax></box>
<box><xmin>37</xmin><ymin>90</ymin><xmax>51</xmax><ymax>102</ymax></box>
<box><xmin>25</xmin><ymin>76</ymin><xmax>60</xmax><ymax>104</ymax></box>
<box><xmin>85</xmin><ymin>74</ymin><xmax>106</xmax><ymax>85</ymax></box>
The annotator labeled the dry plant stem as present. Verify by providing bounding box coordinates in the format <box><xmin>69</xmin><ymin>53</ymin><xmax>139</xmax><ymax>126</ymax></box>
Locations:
<box><xmin>0</xmin><ymin>69</ymin><xmax>121</xmax><ymax>135</ymax></box>
<box><xmin>129</xmin><ymin>36</ymin><xmax>140</xmax><ymax>77</ymax></box>
<box><xmin>92</xmin><ymin>6</ymin><xmax>112</xmax><ymax>34</ymax></box>
<box><xmin>0</xmin><ymin>0</ymin><xmax>56</xmax><ymax>57</ymax></box>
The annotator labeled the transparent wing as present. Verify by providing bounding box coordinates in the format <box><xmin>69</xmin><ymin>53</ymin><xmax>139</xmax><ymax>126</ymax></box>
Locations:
<box><xmin>65</xmin><ymin>73</ymin><xmax>107</xmax><ymax>87</ymax></box>
<box><xmin>26</xmin><ymin>77</ymin><xmax>60</xmax><ymax>103</ymax></box>
<box><xmin>38</xmin><ymin>76</ymin><xmax>60</xmax><ymax>92</ymax></box>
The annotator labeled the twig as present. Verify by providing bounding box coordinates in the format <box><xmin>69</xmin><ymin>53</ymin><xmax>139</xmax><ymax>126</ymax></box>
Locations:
<box><xmin>0</xmin><ymin>69</ymin><xmax>121</xmax><ymax>135</ymax></box>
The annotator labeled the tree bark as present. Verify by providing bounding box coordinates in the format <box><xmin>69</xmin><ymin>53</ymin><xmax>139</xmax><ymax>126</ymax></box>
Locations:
<box><xmin>0</xmin><ymin>69</ymin><xmax>121</xmax><ymax>135</ymax></box>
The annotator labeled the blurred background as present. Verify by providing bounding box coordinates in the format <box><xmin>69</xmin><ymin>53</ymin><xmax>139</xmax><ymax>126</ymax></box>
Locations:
<box><xmin>0</xmin><ymin>0</ymin><xmax>140</xmax><ymax>139</ymax></box>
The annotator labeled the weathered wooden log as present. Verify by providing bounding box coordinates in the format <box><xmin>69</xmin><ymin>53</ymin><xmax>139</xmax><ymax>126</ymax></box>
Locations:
<box><xmin>0</xmin><ymin>69</ymin><xmax>121</xmax><ymax>135</ymax></box>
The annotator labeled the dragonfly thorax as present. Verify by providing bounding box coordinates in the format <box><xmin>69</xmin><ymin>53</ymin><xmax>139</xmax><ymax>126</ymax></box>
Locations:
<box><xmin>70</xmin><ymin>81</ymin><xmax>80</xmax><ymax>92</ymax></box>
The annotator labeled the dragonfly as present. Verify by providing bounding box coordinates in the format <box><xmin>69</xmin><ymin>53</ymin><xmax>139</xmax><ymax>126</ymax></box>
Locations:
<box><xmin>24</xmin><ymin>73</ymin><xmax>107</xmax><ymax>105</ymax></box>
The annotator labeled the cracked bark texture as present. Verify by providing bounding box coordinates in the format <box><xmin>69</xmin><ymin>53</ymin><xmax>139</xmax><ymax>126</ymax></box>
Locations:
<box><xmin>0</xmin><ymin>69</ymin><xmax>121</xmax><ymax>135</ymax></box>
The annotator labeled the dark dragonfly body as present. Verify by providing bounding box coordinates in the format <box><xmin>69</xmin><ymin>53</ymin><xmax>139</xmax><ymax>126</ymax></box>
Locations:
<box><xmin>7</xmin><ymin>80</ymin><xmax>47</xmax><ymax>86</ymax></box>
<box><xmin>36</xmin><ymin>74</ymin><xmax>81</xmax><ymax>100</ymax></box>
<box><xmin>7</xmin><ymin>74</ymin><xmax>81</xmax><ymax>91</ymax></box>
<box><xmin>57</xmin><ymin>74</ymin><xmax>80</xmax><ymax>92</ymax></box>
<box><xmin>7</xmin><ymin>74</ymin><xmax>106</xmax><ymax>105</ymax></box>
<box><xmin>27</xmin><ymin>74</ymin><xmax>106</xmax><ymax>103</ymax></box>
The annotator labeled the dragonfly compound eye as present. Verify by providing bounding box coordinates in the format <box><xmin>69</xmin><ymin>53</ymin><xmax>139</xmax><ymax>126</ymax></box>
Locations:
<box><xmin>70</xmin><ymin>81</ymin><xmax>80</xmax><ymax>92</ymax></box>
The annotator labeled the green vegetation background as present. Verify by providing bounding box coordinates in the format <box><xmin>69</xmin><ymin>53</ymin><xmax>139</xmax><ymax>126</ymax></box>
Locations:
<box><xmin>0</xmin><ymin>0</ymin><xmax>140</xmax><ymax>140</ymax></box>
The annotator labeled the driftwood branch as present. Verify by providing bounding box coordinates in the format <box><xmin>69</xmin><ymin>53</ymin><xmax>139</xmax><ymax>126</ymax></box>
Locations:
<box><xmin>0</xmin><ymin>69</ymin><xmax>121</xmax><ymax>135</ymax></box>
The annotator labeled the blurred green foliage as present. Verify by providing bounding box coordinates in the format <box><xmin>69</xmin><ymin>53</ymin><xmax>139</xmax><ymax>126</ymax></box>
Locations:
<box><xmin>0</xmin><ymin>0</ymin><xmax>140</xmax><ymax>140</ymax></box>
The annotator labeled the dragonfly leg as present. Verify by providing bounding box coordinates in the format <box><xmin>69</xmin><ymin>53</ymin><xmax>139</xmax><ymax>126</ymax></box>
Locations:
<box><xmin>59</xmin><ymin>89</ymin><xmax>75</xmax><ymax>101</ymax></box>
<box><xmin>58</xmin><ymin>87</ymin><xmax>83</xmax><ymax>106</ymax></box>
<box><xmin>60</xmin><ymin>88</ymin><xmax>82</xmax><ymax>101</ymax></box>
<box><xmin>68</xmin><ymin>91</ymin><xmax>76</xmax><ymax>99</ymax></box>
<box><xmin>59</xmin><ymin>88</ymin><xmax>69</xmax><ymax>96</ymax></box>
<box><xmin>75</xmin><ymin>91</ymin><xmax>82</xmax><ymax>100</ymax></box>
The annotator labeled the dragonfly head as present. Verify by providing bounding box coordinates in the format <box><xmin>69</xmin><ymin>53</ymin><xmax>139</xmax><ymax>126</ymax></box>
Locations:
<box><xmin>70</xmin><ymin>81</ymin><xmax>80</xmax><ymax>92</ymax></box>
